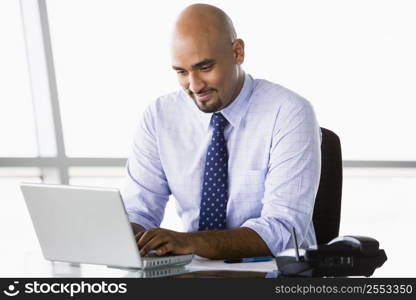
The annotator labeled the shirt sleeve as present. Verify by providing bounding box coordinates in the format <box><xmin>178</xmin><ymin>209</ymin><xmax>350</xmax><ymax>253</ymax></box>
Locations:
<box><xmin>121</xmin><ymin>103</ymin><xmax>171</xmax><ymax>230</ymax></box>
<box><xmin>240</xmin><ymin>97</ymin><xmax>321</xmax><ymax>256</ymax></box>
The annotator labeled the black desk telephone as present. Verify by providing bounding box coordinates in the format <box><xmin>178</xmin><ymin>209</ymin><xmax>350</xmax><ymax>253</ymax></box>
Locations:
<box><xmin>275</xmin><ymin>229</ymin><xmax>387</xmax><ymax>277</ymax></box>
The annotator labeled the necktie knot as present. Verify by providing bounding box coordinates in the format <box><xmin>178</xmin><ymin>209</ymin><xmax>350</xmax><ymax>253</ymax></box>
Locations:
<box><xmin>211</xmin><ymin>113</ymin><xmax>228</xmax><ymax>132</ymax></box>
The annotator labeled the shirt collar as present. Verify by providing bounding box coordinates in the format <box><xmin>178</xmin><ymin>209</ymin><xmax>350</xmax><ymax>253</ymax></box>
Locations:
<box><xmin>184</xmin><ymin>73</ymin><xmax>254</xmax><ymax>131</ymax></box>
<box><xmin>220</xmin><ymin>73</ymin><xmax>253</xmax><ymax>130</ymax></box>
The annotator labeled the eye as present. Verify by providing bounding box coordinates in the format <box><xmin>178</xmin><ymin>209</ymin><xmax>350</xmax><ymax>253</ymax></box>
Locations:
<box><xmin>200</xmin><ymin>64</ymin><xmax>213</xmax><ymax>71</ymax></box>
<box><xmin>176</xmin><ymin>70</ymin><xmax>187</xmax><ymax>76</ymax></box>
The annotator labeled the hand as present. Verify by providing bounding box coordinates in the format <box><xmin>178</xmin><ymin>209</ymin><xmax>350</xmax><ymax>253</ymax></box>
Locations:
<box><xmin>135</xmin><ymin>228</ymin><xmax>195</xmax><ymax>256</ymax></box>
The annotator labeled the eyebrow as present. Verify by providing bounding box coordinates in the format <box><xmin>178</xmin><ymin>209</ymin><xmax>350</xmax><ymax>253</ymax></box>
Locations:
<box><xmin>172</xmin><ymin>59</ymin><xmax>216</xmax><ymax>71</ymax></box>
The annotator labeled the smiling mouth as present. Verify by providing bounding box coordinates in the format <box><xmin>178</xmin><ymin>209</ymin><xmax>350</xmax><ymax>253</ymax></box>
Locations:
<box><xmin>195</xmin><ymin>90</ymin><xmax>214</xmax><ymax>102</ymax></box>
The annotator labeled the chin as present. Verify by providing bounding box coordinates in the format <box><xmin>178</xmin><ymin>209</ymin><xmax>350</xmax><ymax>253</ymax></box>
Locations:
<box><xmin>195</xmin><ymin>99</ymin><xmax>221</xmax><ymax>113</ymax></box>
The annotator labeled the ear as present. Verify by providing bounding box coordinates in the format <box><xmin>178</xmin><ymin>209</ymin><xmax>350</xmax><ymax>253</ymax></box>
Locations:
<box><xmin>232</xmin><ymin>39</ymin><xmax>245</xmax><ymax>65</ymax></box>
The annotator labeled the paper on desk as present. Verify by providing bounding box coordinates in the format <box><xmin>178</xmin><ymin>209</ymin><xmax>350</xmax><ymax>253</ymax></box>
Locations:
<box><xmin>186</xmin><ymin>256</ymin><xmax>277</xmax><ymax>273</ymax></box>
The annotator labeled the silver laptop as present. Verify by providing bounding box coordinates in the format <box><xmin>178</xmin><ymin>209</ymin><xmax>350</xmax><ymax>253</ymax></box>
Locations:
<box><xmin>20</xmin><ymin>183</ymin><xmax>193</xmax><ymax>269</ymax></box>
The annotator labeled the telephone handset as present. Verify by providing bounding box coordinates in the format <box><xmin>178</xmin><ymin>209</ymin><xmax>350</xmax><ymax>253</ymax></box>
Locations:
<box><xmin>275</xmin><ymin>231</ymin><xmax>387</xmax><ymax>277</ymax></box>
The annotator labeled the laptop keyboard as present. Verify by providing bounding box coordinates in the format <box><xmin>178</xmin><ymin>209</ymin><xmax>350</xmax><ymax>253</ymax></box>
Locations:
<box><xmin>141</xmin><ymin>253</ymin><xmax>194</xmax><ymax>269</ymax></box>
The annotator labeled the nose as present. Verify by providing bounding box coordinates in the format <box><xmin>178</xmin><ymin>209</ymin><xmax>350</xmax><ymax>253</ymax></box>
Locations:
<box><xmin>188</xmin><ymin>72</ymin><xmax>205</xmax><ymax>94</ymax></box>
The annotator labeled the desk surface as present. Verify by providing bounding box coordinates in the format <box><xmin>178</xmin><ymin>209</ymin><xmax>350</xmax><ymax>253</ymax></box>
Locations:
<box><xmin>0</xmin><ymin>250</ymin><xmax>278</xmax><ymax>278</ymax></box>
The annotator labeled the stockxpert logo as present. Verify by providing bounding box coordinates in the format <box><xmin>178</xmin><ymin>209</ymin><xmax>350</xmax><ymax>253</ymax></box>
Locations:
<box><xmin>3</xmin><ymin>281</ymin><xmax>20</xmax><ymax>297</ymax></box>
<box><xmin>2</xmin><ymin>281</ymin><xmax>127</xmax><ymax>297</ymax></box>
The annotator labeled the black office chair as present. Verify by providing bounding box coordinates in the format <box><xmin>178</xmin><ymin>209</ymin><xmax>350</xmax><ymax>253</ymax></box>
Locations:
<box><xmin>312</xmin><ymin>127</ymin><xmax>343</xmax><ymax>245</ymax></box>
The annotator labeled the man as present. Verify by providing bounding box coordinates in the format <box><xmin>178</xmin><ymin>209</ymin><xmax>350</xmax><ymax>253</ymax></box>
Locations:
<box><xmin>122</xmin><ymin>4</ymin><xmax>321</xmax><ymax>259</ymax></box>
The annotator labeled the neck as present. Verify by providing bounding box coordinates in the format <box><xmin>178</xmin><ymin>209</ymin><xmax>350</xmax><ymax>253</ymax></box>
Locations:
<box><xmin>227</xmin><ymin>70</ymin><xmax>245</xmax><ymax>105</ymax></box>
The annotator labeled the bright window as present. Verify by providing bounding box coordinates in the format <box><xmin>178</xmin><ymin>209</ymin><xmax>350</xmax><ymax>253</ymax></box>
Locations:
<box><xmin>46</xmin><ymin>0</ymin><xmax>416</xmax><ymax>160</ymax></box>
<box><xmin>0</xmin><ymin>0</ymin><xmax>38</xmax><ymax>157</ymax></box>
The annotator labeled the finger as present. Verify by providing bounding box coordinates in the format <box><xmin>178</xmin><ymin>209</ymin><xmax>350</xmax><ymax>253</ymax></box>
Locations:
<box><xmin>135</xmin><ymin>231</ymin><xmax>145</xmax><ymax>242</ymax></box>
<box><xmin>155</xmin><ymin>243</ymin><xmax>172</xmax><ymax>256</ymax></box>
<box><xmin>139</xmin><ymin>235</ymin><xmax>166</xmax><ymax>256</ymax></box>
<box><xmin>137</xmin><ymin>229</ymin><xmax>159</xmax><ymax>249</ymax></box>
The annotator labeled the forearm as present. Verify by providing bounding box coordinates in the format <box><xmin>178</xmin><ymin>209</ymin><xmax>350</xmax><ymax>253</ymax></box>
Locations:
<box><xmin>188</xmin><ymin>227</ymin><xmax>272</xmax><ymax>259</ymax></box>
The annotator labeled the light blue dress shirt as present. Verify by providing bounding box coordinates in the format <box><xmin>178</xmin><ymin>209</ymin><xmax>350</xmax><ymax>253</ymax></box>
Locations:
<box><xmin>122</xmin><ymin>74</ymin><xmax>321</xmax><ymax>256</ymax></box>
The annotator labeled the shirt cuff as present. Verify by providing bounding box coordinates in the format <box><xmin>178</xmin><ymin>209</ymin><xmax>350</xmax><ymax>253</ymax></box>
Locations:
<box><xmin>126</xmin><ymin>210</ymin><xmax>158</xmax><ymax>230</ymax></box>
<box><xmin>241</xmin><ymin>217</ymin><xmax>291</xmax><ymax>256</ymax></box>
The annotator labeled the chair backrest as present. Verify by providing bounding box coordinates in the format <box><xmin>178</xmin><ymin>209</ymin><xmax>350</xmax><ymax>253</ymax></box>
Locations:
<box><xmin>312</xmin><ymin>127</ymin><xmax>343</xmax><ymax>245</ymax></box>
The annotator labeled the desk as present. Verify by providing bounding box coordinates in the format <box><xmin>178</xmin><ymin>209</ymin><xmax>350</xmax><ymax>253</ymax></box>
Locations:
<box><xmin>0</xmin><ymin>250</ymin><xmax>278</xmax><ymax>278</ymax></box>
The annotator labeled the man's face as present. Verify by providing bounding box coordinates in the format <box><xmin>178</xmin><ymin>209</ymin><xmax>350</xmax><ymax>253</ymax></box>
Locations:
<box><xmin>171</xmin><ymin>35</ymin><xmax>242</xmax><ymax>113</ymax></box>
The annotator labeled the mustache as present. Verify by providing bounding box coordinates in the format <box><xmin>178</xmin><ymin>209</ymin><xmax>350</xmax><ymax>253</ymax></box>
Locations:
<box><xmin>187</xmin><ymin>88</ymin><xmax>216</xmax><ymax>96</ymax></box>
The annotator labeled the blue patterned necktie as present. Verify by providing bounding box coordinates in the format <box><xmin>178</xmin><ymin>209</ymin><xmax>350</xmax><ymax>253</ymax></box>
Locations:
<box><xmin>199</xmin><ymin>113</ymin><xmax>229</xmax><ymax>231</ymax></box>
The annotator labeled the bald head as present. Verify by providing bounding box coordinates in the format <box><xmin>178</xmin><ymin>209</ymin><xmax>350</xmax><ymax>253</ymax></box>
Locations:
<box><xmin>170</xmin><ymin>4</ymin><xmax>245</xmax><ymax>113</ymax></box>
<box><xmin>173</xmin><ymin>4</ymin><xmax>237</xmax><ymax>47</ymax></box>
